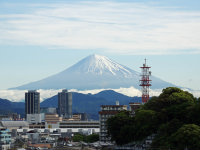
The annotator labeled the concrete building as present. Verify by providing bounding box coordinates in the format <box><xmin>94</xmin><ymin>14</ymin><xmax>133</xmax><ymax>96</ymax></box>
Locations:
<box><xmin>63</xmin><ymin>113</ymin><xmax>88</xmax><ymax>121</ymax></box>
<box><xmin>26</xmin><ymin>114</ymin><xmax>45</xmax><ymax>124</ymax></box>
<box><xmin>129</xmin><ymin>102</ymin><xmax>141</xmax><ymax>115</ymax></box>
<box><xmin>40</xmin><ymin>107</ymin><xmax>57</xmax><ymax>114</ymax></box>
<box><xmin>29</xmin><ymin>123</ymin><xmax>45</xmax><ymax>129</ymax></box>
<box><xmin>73</xmin><ymin>113</ymin><xmax>88</xmax><ymax>121</ymax></box>
<box><xmin>60</xmin><ymin>121</ymin><xmax>99</xmax><ymax>129</ymax></box>
<box><xmin>58</xmin><ymin>89</ymin><xmax>72</xmax><ymax>118</ymax></box>
<box><xmin>99</xmin><ymin>102</ymin><xmax>127</xmax><ymax>142</ymax></box>
<box><xmin>0</xmin><ymin>113</ymin><xmax>21</xmax><ymax>121</ymax></box>
<box><xmin>0</xmin><ymin>121</ymin><xmax>29</xmax><ymax>130</ymax></box>
<box><xmin>45</xmin><ymin>114</ymin><xmax>62</xmax><ymax>129</ymax></box>
<box><xmin>0</xmin><ymin>128</ymin><xmax>11</xmax><ymax>150</ymax></box>
<box><xmin>25</xmin><ymin>90</ymin><xmax>40</xmax><ymax>116</ymax></box>
<box><xmin>60</xmin><ymin>121</ymin><xmax>99</xmax><ymax>135</ymax></box>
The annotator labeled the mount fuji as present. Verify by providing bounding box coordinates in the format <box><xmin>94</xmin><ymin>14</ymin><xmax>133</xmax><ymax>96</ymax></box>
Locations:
<box><xmin>12</xmin><ymin>54</ymin><xmax>174</xmax><ymax>90</ymax></box>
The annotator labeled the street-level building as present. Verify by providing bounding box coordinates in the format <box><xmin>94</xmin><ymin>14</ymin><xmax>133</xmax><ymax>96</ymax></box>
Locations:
<box><xmin>99</xmin><ymin>102</ymin><xmax>127</xmax><ymax>142</ymax></box>
<box><xmin>0</xmin><ymin>128</ymin><xmax>11</xmax><ymax>150</ymax></box>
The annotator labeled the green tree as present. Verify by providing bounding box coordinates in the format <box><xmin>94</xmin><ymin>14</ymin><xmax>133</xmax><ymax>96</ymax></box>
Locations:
<box><xmin>152</xmin><ymin>119</ymin><xmax>183</xmax><ymax>149</ymax></box>
<box><xmin>143</xmin><ymin>87</ymin><xmax>195</xmax><ymax>112</ymax></box>
<box><xmin>106</xmin><ymin>87</ymin><xmax>199</xmax><ymax>149</ymax></box>
<box><xmin>171</xmin><ymin>124</ymin><xmax>200</xmax><ymax>150</ymax></box>
<box><xmin>107</xmin><ymin>110</ymin><xmax>134</xmax><ymax>145</ymax></box>
<box><xmin>186</xmin><ymin>101</ymin><xmax>200</xmax><ymax>124</ymax></box>
<box><xmin>134</xmin><ymin>109</ymin><xmax>158</xmax><ymax>140</ymax></box>
<box><xmin>73</xmin><ymin>134</ymin><xmax>84</xmax><ymax>142</ymax></box>
<box><xmin>85</xmin><ymin>134</ymin><xmax>99</xmax><ymax>143</ymax></box>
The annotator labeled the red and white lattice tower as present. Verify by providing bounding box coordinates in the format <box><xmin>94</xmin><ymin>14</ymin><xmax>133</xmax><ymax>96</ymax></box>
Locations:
<box><xmin>140</xmin><ymin>59</ymin><xmax>152</xmax><ymax>103</ymax></box>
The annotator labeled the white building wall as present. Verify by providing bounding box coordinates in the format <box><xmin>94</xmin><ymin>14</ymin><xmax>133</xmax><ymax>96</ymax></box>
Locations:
<box><xmin>26</xmin><ymin>114</ymin><xmax>45</xmax><ymax>124</ymax></box>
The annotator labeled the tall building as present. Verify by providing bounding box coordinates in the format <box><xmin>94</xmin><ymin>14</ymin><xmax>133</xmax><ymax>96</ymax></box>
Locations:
<box><xmin>25</xmin><ymin>90</ymin><xmax>40</xmax><ymax>115</ymax></box>
<box><xmin>99</xmin><ymin>101</ymin><xmax>127</xmax><ymax>142</ymax></box>
<box><xmin>58</xmin><ymin>89</ymin><xmax>72</xmax><ymax>118</ymax></box>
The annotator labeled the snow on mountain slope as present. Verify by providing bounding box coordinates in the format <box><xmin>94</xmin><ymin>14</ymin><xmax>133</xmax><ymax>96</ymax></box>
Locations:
<box><xmin>11</xmin><ymin>54</ymin><xmax>174</xmax><ymax>90</ymax></box>
<box><xmin>66</xmin><ymin>54</ymin><xmax>136</xmax><ymax>77</ymax></box>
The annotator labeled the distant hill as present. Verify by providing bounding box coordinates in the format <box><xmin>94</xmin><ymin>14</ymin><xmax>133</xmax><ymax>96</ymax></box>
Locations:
<box><xmin>41</xmin><ymin>90</ymin><xmax>141</xmax><ymax>120</ymax></box>
<box><xmin>0</xmin><ymin>90</ymin><xmax>141</xmax><ymax>120</ymax></box>
<box><xmin>93</xmin><ymin>90</ymin><xmax>141</xmax><ymax>103</ymax></box>
<box><xmin>0</xmin><ymin>98</ymin><xmax>24</xmax><ymax>115</ymax></box>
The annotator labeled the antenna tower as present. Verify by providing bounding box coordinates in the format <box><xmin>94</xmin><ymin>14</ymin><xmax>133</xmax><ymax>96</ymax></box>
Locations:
<box><xmin>140</xmin><ymin>59</ymin><xmax>152</xmax><ymax>103</ymax></box>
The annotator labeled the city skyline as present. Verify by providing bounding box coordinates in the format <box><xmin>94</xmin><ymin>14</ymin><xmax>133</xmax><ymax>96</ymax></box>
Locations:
<box><xmin>0</xmin><ymin>0</ymin><xmax>200</xmax><ymax>90</ymax></box>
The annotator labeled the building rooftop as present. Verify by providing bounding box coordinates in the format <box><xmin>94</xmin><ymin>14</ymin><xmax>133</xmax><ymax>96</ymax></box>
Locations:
<box><xmin>99</xmin><ymin>111</ymin><xmax>120</xmax><ymax>115</ymax></box>
<box><xmin>1</xmin><ymin>121</ymin><xmax>29</xmax><ymax>127</ymax></box>
<box><xmin>129</xmin><ymin>102</ymin><xmax>141</xmax><ymax>105</ymax></box>
<box><xmin>101</xmin><ymin>105</ymin><xmax>127</xmax><ymax>107</ymax></box>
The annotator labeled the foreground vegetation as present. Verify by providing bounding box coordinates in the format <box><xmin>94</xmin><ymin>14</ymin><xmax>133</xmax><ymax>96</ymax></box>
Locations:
<box><xmin>72</xmin><ymin>133</ymin><xmax>99</xmax><ymax>143</ymax></box>
<box><xmin>107</xmin><ymin>87</ymin><xmax>200</xmax><ymax>150</ymax></box>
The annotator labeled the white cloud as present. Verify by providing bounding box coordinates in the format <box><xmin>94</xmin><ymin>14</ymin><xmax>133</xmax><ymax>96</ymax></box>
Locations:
<box><xmin>0</xmin><ymin>1</ymin><xmax>200</xmax><ymax>54</ymax></box>
<box><xmin>0</xmin><ymin>89</ymin><xmax>62</xmax><ymax>102</ymax></box>
<box><xmin>0</xmin><ymin>87</ymin><xmax>199</xmax><ymax>102</ymax></box>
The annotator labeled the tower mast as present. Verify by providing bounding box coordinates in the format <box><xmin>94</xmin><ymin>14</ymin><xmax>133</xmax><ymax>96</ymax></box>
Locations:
<box><xmin>140</xmin><ymin>59</ymin><xmax>152</xmax><ymax>103</ymax></box>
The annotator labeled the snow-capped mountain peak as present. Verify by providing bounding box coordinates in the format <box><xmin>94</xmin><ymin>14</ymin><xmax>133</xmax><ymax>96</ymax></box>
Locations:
<box><xmin>12</xmin><ymin>54</ymin><xmax>174</xmax><ymax>90</ymax></box>
<box><xmin>67</xmin><ymin>54</ymin><xmax>133</xmax><ymax>77</ymax></box>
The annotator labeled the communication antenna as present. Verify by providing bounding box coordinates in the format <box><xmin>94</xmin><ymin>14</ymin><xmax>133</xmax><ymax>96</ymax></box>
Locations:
<box><xmin>140</xmin><ymin>59</ymin><xmax>152</xmax><ymax>103</ymax></box>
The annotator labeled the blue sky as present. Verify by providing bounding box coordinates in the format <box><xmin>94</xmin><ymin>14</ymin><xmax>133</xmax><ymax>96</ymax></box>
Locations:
<box><xmin>0</xmin><ymin>0</ymin><xmax>200</xmax><ymax>90</ymax></box>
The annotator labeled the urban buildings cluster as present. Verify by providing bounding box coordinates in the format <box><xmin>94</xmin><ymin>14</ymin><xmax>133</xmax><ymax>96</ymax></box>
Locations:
<box><xmin>0</xmin><ymin>89</ymin><xmax>101</xmax><ymax>149</ymax></box>
<box><xmin>0</xmin><ymin>59</ymin><xmax>151</xmax><ymax>149</ymax></box>
<box><xmin>0</xmin><ymin>88</ymin><xmax>141</xmax><ymax>149</ymax></box>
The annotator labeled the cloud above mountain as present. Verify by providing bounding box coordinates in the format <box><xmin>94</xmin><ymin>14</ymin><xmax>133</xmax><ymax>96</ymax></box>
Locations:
<box><xmin>0</xmin><ymin>1</ymin><xmax>200</xmax><ymax>55</ymax></box>
<box><xmin>0</xmin><ymin>87</ymin><xmax>199</xmax><ymax>102</ymax></box>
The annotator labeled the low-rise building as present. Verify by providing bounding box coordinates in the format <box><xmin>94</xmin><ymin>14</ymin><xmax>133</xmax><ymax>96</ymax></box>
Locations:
<box><xmin>129</xmin><ymin>102</ymin><xmax>141</xmax><ymax>115</ymax></box>
<box><xmin>40</xmin><ymin>107</ymin><xmax>57</xmax><ymax>114</ymax></box>
<box><xmin>45</xmin><ymin>114</ymin><xmax>62</xmax><ymax>129</ymax></box>
<box><xmin>29</xmin><ymin>123</ymin><xmax>45</xmax><ymax>129</ymax></box>
<box><xmin>0</xmin><ymin>113</ymin><xmax>21</xmax><ymax>121</ymax></box>
<box><xmin>26</xmin><ymin>113</ymin><xmax>45</xmax><ymax>124</ymax></box>
<box><xmin>0</xmin><ymin>128</ymin><xmax>11</xmax><ymax>150</ymax></box>
<box><xmin>0</xmin><ymin>121</ymin><xmax>29</xmax><ymax>130</ymax></box>
<box><xmin>63</xmin><ymin>113</ymin><xmax>88</xmax><ymax>121</ymax></box>
<box><xmin>60</xmin><ymin>121</ymin><xmax>99</xmax><ymax>135</ymax></box>
<box><xmin>99</xmin><ymin>102</ymin><xmax>127</xmax><ymax>142</ymax></box>
<box><xmin>60</xmin><ymin>121</ymin><xmax>99</xmax><ymax>129</ymax></box>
